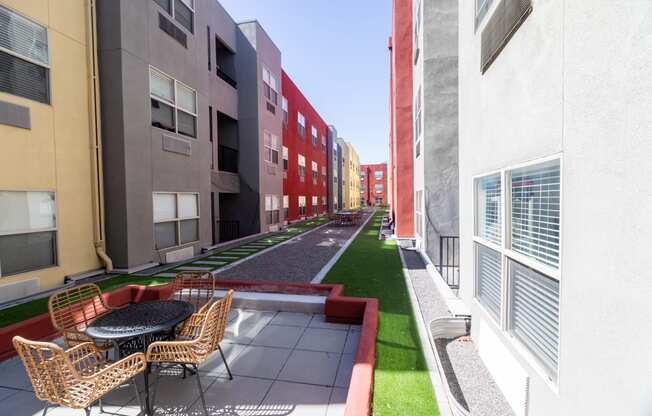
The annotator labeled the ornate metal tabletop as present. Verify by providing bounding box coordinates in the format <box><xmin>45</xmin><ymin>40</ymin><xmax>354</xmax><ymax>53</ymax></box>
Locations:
<box><xmin>86</xmin><ymin>300</ymin><xmax>194</xmax><ymax>340</ymax></box>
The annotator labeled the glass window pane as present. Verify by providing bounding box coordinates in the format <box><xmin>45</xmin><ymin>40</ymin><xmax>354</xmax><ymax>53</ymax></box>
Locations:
<box><xmin>178</xmin><ymin>194</ymin><xmax>198</xmax><ymax>218</ymax></box>
<box><xmin>0</xmin><ymin>5</ymin><xmax>49</xmax><ymax>65</ymax></box>
<box><xmin>0</xmin><ymin>191</ymin><xmax>55</xmax><ymax>233</ymax></box>
<box><xmin>475</xmin><ymin>173</ymin><xmax>502</xmax><ymax>244</ymax></box>
<box><xmin>153</xmin><ymin>193</ymin><xmax>176</xmax><ymax>222</ymax></box>
<box><xmin>150</xmin><ymin>69</ymin><xmax>174</xmax><ymax>102</ymax></box>
<box><xmin>155</xmin><ymin>221</ymin><xmax>177</xmax><ymax>249</ymax></box>
<box><xmin>154</xmin><ymin>0</ymin><xmax>171</xmax><ymax>13</ymax></box>
<box><xmin>476</xmin><ymin>244</ymin><xmax>502</xmax><ymax>322</ymax></box>
<box><xmin>177</xmin><ymin>111</ymin><xmax>196</xmax><ymax>138</ymax></box>
<box><xmin>510</xmin><ymin>159</ymin><xmax>561</xmax><ymax>268</ymax></box>
<box><xmin>0</xmin><ymin>51</ymin><xmax>50</xmax><ymax>104</ymax></box>
<box><xmin>0</xmin><ymin>231</ymin><xmax>56</xmax><ymax>276</ymax></box>
<box><xmin>180</xmin><ymin>219</ymin><xmax>198</xmax><ymax>244</ymax></box>
<box><xmin>151</xmin><ymin>99</ymin><xmax>176</xmax><ymax>132</ymax></box>
<box><xmin>176</xmin><ymin>83</ymin><xmax>196</xmax><ymax>114</ymax></box>
<box><xmin>174</xmin><ymin>0</ymin><xmax>194</xmax><ymax>33</ymax></box>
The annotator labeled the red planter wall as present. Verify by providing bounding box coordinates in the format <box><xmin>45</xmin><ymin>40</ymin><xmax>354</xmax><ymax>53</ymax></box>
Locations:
<box><xmin>282</xmin><ymin>71</ymin><xmax>329</xmax><ymax>222</ymax></box>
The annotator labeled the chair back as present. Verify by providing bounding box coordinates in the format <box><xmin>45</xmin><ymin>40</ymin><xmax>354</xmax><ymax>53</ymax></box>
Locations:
<box><xmin>197</xmin><ymin>290</ymin><xmax>234</xmax><ymax>360</ymax></box>
<box><xmin>49</xmin><ymin>284</ymin><xmax>111</xmax><ymax>335</ymax></box>
<box><xmin>171</xmin><ymin>272</ymin><xmax>216</xmax><ymax>312</ymax></box>
<box><xmin>12</xmin><ymin>336</ymin><xmax>75</xmax><ymax>404</ymax></box>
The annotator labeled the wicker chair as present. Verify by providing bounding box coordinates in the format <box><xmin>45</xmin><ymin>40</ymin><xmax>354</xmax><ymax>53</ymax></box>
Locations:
<box><xmin>146</xmin><ymin>290</ymin><xmax>234</xmax><ymax>416</ymax></box>
<box><xmin>171</xmin><ymin>272</ymin><xmax>217</xmax><ymax>340</ymax></box>
<box><xmin>48</xmin><ymin>284</ymin><xmax>116</xmax><ymax>351</ymax></box>
<box><xmin>13</xmin><ymin>336</ymin><xmax>146</xmax><ymax>416</ymax></box>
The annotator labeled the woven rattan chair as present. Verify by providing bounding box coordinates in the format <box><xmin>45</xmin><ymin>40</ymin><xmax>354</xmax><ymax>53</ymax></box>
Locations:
<box><xmin>48</xmin><ymin>284</ymin><xmax>116</xmax><ymax>351</ymax></box>
<box><xmin>146</xmin><ymin>290</ymin><xmax>234</xmax><ymax>416</ymax></box>
<box><xmin>13</xmin><ymin>336</ymin><xmax>146</xmax><ymax>416</ymax></box>
<box><xmin>171</xmin><ymin>272</ymin><xmax>217</xmax><ymax>340</ymax></box>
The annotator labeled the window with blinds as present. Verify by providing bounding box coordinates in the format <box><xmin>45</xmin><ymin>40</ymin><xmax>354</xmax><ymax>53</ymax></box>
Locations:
<box><xmin>509</xmin><ymin>259</ymin><xmax>559</xmax><ymax>379</ymax></box>
<box><xmin>149</xmin><ymin>67</ymin><xmax>196</xmax><ymax>138</ymax></box>
<box><xmin>475</xmin><ymin>173</ymin><xmax>502</xmax><ymax>245</ymax></box>
<box><xmin>0</xmin><ymin>5</ymin><xmax>50</xmax><ymax>104</ymax></box>
<box><xmin>476</xmin><ymin>243</ymin><xmax>502</xmax><ymax>322</ymax></box>
<box><xmin>510</xmin><ymin>159</ymin><xmax>561</xmax><ymax>268</ymax></box>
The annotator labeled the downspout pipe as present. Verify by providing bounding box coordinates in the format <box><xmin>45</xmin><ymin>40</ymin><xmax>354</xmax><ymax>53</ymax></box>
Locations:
<box><xmin>87</xmin><ymin>0</ymin><xmax>113</xmax><ymax>272</ymax></box>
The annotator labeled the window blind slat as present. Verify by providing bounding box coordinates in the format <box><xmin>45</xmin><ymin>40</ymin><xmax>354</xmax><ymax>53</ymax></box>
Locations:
<box><xmin>476</xmin><ymin>174</ymin><xmax>502</xmax><ymax>244</ymax></box>
<box><xmin>0</xmin><ymin>5</ymin><xmax>49</xmax><ymax>65</ymax></box>
<box><xmin>0</xmin><ymin>50</ymin><xmax>49</xmax><ymax>103</ymax></box>
<box><xmin>476</xmin><ymin>244</ymin><xmax>502</xmax><ymax>321</ymax></box>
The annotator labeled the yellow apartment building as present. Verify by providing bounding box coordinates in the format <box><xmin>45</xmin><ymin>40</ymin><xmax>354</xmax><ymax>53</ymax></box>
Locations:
<box><xmin>337</xmin><ymin>139</ymin><xmax>361</xmax><ymax>210</ymax></box>
<box><xmin>0</xmin><ymin>1</ymin><xmax>108</xmax><ymax>302</ymax></box>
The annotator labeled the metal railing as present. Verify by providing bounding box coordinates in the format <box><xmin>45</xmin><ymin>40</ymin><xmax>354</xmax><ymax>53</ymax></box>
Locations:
<box><xmin>218</xmin><ymin>145</ymin><xmax>238</xmax><ymax>173</ymax></box>
<box><xmin>216</xmin><ymin>220</ymin><xmax>239</xmax><ymax>243</ymax></box>
<box><xmin>437</xmin><ymin>236</ymin><xmax>460</xmax><ymax>289</ymax></box>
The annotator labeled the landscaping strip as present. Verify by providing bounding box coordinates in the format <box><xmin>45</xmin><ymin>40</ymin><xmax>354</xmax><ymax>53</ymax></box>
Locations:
<box><xmin>322</xmin><ymin>211</ymin><xmax>440</xmax><ymax>416</ymax></box>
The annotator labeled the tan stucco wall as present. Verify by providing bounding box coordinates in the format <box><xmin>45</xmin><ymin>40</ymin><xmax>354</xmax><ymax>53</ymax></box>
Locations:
<box><xmin>0</xmin><ymin>0</ymin><xmax>101</xmax><ymax>293</ymax></box>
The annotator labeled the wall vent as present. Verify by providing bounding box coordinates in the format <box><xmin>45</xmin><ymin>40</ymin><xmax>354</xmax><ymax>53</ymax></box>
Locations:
<box><xmin>159</xmin><ymin>13</ymin><xmax>187</xmax><ymax>48</ymax></box>
<box><xmin>0</xmin><ymin>278</ymin><xmax>40</xmax><ymax>303</ymax></box>
<box><xmin>164</xmin><ymin>246</ymin><xmax>194</xmax><ymax>264</ymax></box>
<box><xmin>0</xmin><ymin>100</ymin><xmax>30</xmax><ymax>129</ymax></box>
<box><xmin>162</xmin><ymin>134</ymin><xmax>191</xmax><ymax>156</ymax></box>
<box><xmin>481</xmin><ymin>0</ymin><xmax>532</xmax><ymax>73</ymax></box>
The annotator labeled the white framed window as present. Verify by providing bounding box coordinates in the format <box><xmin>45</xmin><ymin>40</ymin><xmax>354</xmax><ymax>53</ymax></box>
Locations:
<box><xmin>283</xmin><ymin>195</ymin><xmax>289</xmax><ymax>218</ymax></box>
<box><xmin>415</xmin><ymin>86</ymin><xmax>422</xmax><ymax>158</ymax></box>
<box><xmin>375</xmin><ymin>170</ymin><xmax>384</xmax><ymax>180</ymax></box>
<box><xmin>321</xmin><ymin>136</ymin><xmax>326</xmax><ymax>152</ymax></box>
<box><xmin>298</xmin><ymin>154</ymin><xmax>306</xmax><ymax>182</ymax></box>
<box><xmin>297</xmin><ymin>113</ymin><xmax>306</xmax><ymax>138</ymax></box>
<box><xmin>282</xmin><ymin>96</ymin><xmax>288</xmax><ymax>125</ymax></box>
<box><xmin>150</xmin><ymin>67</ymin><xmax>197</xmax><ymax>138</ymax></box>
<box><xmin>265</xmin><ymin>195</ymin><xmax>280</xmax><ymax>225</ymax></box>
<box><xmin>311</xmin><ymin>161</ymin><xmax>318</xmax><ymax>184</ymax></box>
<box><xmin>415</xmin><ymin>190</ymin><xmax>423</xmax><ymax>237</ymax></box>
<box><xmin>311</xmin><ymin>126</ymin><xmax>318</xmax><ymax>147</ymax></box>
<box><xmin>311</xmin><ymin>196</ymin><xmax>318</xmax><ymax>215</ymax></box>
<box><xmin>264</xmin><ymin>131</ymin><xmax>279</xmax><ymax>165</ymax></box>
<box><xmin>153</xmin><ymin>192</ymin><xmax>200</xmax><ymax>250</ymax></box>
<box><xmin>0</xmin><ymin>5</ymin><xmax>50</xmax><ymax>104</ymax></box>
<box><xmin>374</xmin><ymin>184</ymin><xmax>383</xmax><ymax>193</ymax></box>
<box><xmin>473</xmin><ymin>157</ymin><xmax>562</xmax><ymax>382</ymax></box>
<box><xmin>298</xmin><ymin>196</ymin><xmax>306</xmax><ymax>216</ymax></box>
<box><xmin>0</xmin><ymin>191</ymin><xmax>57</xmax><ymax>276</ymax></box>
<box><xmin>153</xmin><ymin>0</ymin><xmax>194</xmax><ymax>33</ymax></box>
<box><xmin>282</xmin><ymin>146</ymin><xmax>289</xmax><ymax>171</ymax></box>
<box><xmin>263</xmin><ymin>66</ymin><xmax>278</xmax><ymax>105</ymax></box>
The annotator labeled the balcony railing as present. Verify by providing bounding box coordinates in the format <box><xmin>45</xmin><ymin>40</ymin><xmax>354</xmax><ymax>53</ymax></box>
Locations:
<box><xmin>216</xmin><ymin>67</ymin><xmax>237</xmax><ymax>88</ymax></box>
<box><xmin>437</xmin><ymin>236</ymin><xmax>460</xmax><ymax>289</ymax></box>
<box><xmin>218</xmin><ymin>145</ymin><xmax>238</xmax><ymax>174</ymax></box>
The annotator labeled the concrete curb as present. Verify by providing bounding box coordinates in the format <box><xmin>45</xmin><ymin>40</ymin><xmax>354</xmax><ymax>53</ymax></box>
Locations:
<box><xmin>211</xmin><ymin>220</ymin><xmax>333</xmax><ymax>277</ymax></box>
<box><xmin>310</xmin><ymin>211</ymin><xmax>375</xmax><ymax>284</ymax></box>
<box><xmin>398</xmin><ymin>247</ymin><xmax>456</xmax><ymax>416</ymax></box>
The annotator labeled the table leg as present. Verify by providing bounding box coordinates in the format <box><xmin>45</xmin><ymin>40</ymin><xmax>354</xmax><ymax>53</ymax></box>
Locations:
<box><xmin>144</xmin><ymin>363</ymin><xmax>152</xmax><ymax>415</ymax></box>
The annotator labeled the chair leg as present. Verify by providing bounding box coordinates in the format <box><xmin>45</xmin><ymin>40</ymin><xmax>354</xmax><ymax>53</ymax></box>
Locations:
<box><xmin>41</xmin><ymin>402</ymin><xmax>49</xmax><ymax>416</ymax></box>
<box><xmin>85</xmin><ymin>408</ymin><xmax>91</xmax><ymax>416</ymax></box>
<box><xmin>218</xmin><ymin>345</ymin><xmax>233</xmax><ymax>380</ymax></box>
<box><xmin>132</xmin><ymin>377</ymin><xmax>143</xmax><ymax>414</ymax></box>
<box><xmin>99</xmin><ymin>398</ymin><xmax>104</xmax><ymax>413</ymax></box>
<box><xmin>193</xmin><ymin>365</ymin><xmax>208</xmax><ymax>416</ymax></box>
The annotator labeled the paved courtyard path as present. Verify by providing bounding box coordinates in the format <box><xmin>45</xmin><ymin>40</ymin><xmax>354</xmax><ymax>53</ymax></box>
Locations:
<box><xmin>216</xmin><ymin>212</ymin><xmax>371</xmax><ymax>282</ymax></box>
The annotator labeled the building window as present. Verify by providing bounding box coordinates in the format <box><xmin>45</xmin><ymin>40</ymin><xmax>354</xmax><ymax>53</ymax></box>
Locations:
<box><xmin>0</xmin><ymin>191</ymin><xmax>57</xmax><ymax>276</ymax></box>
<box><xmin>154</xmin><ymin>0</ymin><xmax>194</xmax><ymax>33</ymax></box>
<box><xmin>298</xmin><ymin>154</ymin><xmax>306</xmax><ymax>182</ymax></box>
<box><xmin>263</xmin><ymin>66</ymin><xmax>278</xmax><ymax>106</ymax></box>
<box><xmin>475</xmin><ymin>0</ymin><xmax>494</xmax><ymax>30</ymax></box>
<box><xmin>265</xmin><ymin>195</ymin><xmax>280</xmax><ymax>225</ymax></box>
<box><xmin>321</xmin><ymin>136</ymin><xmax>326</xmax><ymax>152</ymax></box>
<box><xmin>415</xmin><ymin>190</ymin><xmax>423</xmax><ymax>237</ymax></box>
<box><xmin>311</xmin><ymin>196</ymin><xmax>318</xmax><ymax>215</ymax></box>
<box><xmin>297</xmin><ymin>113</ymin><xmax>305</xmax><ymax>138</ymax></box>
<box><xmin>322</xmin><ymin>166</ymin><xmax>327</xmax><ymax>185</ymax></box>
<box><xmin>415</xmin><ymin>86</ymin><xmax>422</xmax><ymax>158</ymax></box>
<box><xmin>282</xmin><ymin>146</ymin><xmax>289</xmax><ymax>171</ymax></box>
<box><xmin>264</xmin><ymin>131</ymin><xmax>279</xmax><ymax>165</ymax></box>
<box><xmin>0</xmin><ymin>5</ymin><xmax>50</xmax><ymax>104</ymax></box>
<box><xmin>283</xmin><ymin>195</ymin><xmax>289</xmax><ymax>219</ymax></box>
<box><xmin>153</xmin><ymin>192</ymin><xmax>199</xmax><ymax>250</ymax></box>
<box><xmin>298</xmin><ymin>196</ymin><xmax>306</xmax><ymax>217</ymax></box>
<box><xmin>150</xmin><ymin>67</ymin><xmax>197</xmax><ymax>138</ymax></box>
<box><xmin>282</xmin><ymin>97</ymin><xmax>288</xmax><ymax>125</ymax></box>
<box><xmin>311</xmin><ymin>126</ymin><xmax>318</xmax><ymax>147</ymax></box>
<box><xmin>375</xmin><ymin>171</ymin><xmax>384</xmax><ymax>180</ymax></box>
<box><xmin>311</xmin><ymin>161</ymin><xmax>318</xmax><ymax>185</ymax></box>
<box><xmin>413</xmin><ymin>0</ymin><xmax>421</xmax><ymax>63</ymax></box>
<box><xmin>207</xmin><ymin>26</ymin><xmax>211</xmax><ymax>70</ymax></box>
<box><xmin>374</xmin><ymin>184</ymin><xmax>383</xmax><ymax>193</ymax></box>
<box><xmin>473</xmin><ymin>158</ymin><xmax>561</xmax><ymax>381</ymax></box>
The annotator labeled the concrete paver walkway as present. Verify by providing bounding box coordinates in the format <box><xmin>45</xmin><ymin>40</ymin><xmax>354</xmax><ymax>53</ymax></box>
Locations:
<box><xmin>217</xmin><ymin>213</ymin><xmax>371</xmax><ymax>282</ymax></box>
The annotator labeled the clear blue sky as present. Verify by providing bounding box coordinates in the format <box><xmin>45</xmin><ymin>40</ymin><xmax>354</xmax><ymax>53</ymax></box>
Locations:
<box><xmin>220</xmin><ymin>0</ymin><xmax>392</xmax><ymax>165</ymax></box>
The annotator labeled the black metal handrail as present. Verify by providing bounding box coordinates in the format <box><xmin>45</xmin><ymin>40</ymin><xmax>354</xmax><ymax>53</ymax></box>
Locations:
<box><xmin>216</xmin><ymin>67</ymin><xmax>237</xmax><ymax>88</ymax></box>
<box><xmin>217</xmin><ymin>220</ymin><xmax>239</xmax><ymax>243</ymax></box>
<box><xmin>218</xmin><ymin>145</ymin><xmax>238</xmax><ymax>173</ymax></box>
<box><xmin>437</xmin><ymin>236</ymin><xmax>460</xmax><ymax>289</ymax></box>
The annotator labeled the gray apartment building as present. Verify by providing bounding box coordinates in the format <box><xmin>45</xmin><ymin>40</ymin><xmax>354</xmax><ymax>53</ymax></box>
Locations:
<box><xmin>96</xmin><ymin>0</ymin><xmax>281</xmax><ymax>271</ymax></box>
<box><xmin>327</xmin><ymin>125</ymin><xmax>340</xmax><ymax>212</ymax></box>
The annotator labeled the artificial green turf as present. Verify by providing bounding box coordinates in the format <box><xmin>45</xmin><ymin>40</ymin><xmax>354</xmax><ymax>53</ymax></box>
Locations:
<box><xmin>323</xmin><ymin>211</ymin><xmax>439</xmax><ymax>416</ymax></box>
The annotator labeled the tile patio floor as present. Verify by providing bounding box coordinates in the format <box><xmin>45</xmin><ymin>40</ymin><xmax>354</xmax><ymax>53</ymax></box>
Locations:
<box><xmin>0</xmin><ymin>310</ymin><xmax>359</xmax><ymax>416</ymax></box>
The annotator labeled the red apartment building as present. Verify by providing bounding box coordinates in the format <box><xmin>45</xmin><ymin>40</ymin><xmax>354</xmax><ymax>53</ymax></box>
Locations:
<box><xmin>282</xmin><ymin>71</ymin><xmax>329</xmax><ymax>222</ymax></box>
<box><xmin>360</xmin><ymin>163</ymin><xmax>388</xmax><ymax>206</ymax></box>
<box><xmin>388</xmin><ymin>0</ymin><xmax>415</xmax><ymax>238</ymax></box>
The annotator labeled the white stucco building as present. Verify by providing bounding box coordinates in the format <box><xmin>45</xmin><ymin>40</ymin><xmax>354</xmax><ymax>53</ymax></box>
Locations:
<box><xmin>458</xmin><ymin>0</ymin><xmax>652</xmax><ymax>415</ymax></box>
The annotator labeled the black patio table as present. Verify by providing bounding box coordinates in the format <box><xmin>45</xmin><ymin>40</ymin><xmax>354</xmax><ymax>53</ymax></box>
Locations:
<box><xmin>86</xmin><ymin>300</ymin><xmax>195</xmax><ymax>416</ymax></box>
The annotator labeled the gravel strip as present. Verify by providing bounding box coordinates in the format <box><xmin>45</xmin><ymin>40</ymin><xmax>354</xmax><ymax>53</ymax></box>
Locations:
<box><xmin>216</xmin><ymin>214</ymin><xmax>370</xmax><ymax>282</ymax></box>
<box><xmin>401</xmin><ymin>248</ymin><xmax>513</xmax><ymax>416</ymax></box>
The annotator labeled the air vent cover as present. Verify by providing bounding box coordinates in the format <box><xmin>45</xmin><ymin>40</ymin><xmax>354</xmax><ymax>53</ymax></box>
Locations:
<box><xmin>481</xmin><ymin>0</ymin><xmax>532</xmax><ymax>73</ymax></box>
